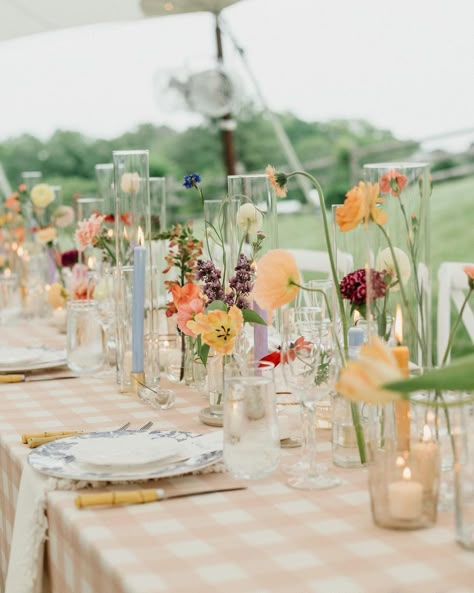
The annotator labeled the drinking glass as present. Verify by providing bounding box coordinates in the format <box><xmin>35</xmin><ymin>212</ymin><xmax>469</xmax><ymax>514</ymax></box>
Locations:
<box><xmin>223</xmin><ymin>362</ymin><xmax>279</xmax><ymax>480</ymax></box>
<box><xmin>282</xmin><ymin>307</ymin><xmax>341</xmax><ymax>490</ymax></box>
<box><xmin>67</xmin><ymin>300</ymin><xmax>105</xmax><ymax>374</ymax></box>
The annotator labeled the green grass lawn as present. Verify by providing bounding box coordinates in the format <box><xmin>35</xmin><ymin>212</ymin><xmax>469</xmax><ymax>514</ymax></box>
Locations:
<box><xmin>276</xmin><ymin>175</ymin><xmax>474</xmax><ymax>360</ymax></box>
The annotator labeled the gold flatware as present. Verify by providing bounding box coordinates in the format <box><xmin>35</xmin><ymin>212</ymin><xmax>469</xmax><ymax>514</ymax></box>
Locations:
<box><xmin>0</xmin><ymin>374</ymin><xmax>78</xmax><ymax>384</ymax></box>
<box><xmin>23</xmin><ymin>422</ymin><xmax>132</xmax><ymax>448</ymax></box>
<box><xmin>75</xmin><ymin>485</ymin><xmax>247</xmax><ymax>508</ymax></box>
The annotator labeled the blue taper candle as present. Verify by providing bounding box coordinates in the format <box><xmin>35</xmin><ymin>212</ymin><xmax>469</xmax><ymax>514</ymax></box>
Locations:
<box><xmin>132</xmin><ymin>228</ymin><xmax>146</xmax><ymax>373</ymax></box>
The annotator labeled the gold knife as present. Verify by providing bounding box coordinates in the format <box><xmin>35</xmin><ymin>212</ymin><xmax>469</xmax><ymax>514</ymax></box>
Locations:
<box><xmin>0</xmin><ymin>374</ymin><xmax>78</xmax><ymax>384</ymax></box>
<box><xmin>75</xmin><ymin>485</ymin><xmax>247</xmax><ymax>508</ymax></box>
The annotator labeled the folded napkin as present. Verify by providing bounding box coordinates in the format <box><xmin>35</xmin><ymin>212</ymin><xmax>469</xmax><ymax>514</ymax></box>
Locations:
<box><xmin>22</xmin><ymin>431</ymin><xmax>82</xmax><ymax>448</ymax></box>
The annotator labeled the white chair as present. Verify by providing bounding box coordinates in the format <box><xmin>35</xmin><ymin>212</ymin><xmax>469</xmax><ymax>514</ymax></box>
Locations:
<box><xmin>287</xmin><ymin>248</ymin><xmax>354</xmax><ymax>279</ymax></box>
<box><xmin>437</xmin><ymin>262</ymin><xmax>474</xmax><ymax>364</ymax></box>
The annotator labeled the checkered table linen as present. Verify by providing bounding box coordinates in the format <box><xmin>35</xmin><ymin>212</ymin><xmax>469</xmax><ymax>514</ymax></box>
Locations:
<box><xmin>1</xmin><ymin>321</ymin><xmax>473</xmax><ymax>593</ymax></box>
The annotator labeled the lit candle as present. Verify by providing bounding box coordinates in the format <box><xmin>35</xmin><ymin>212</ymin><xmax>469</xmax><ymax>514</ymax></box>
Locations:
<box><xmin>388</xmin><ymin>466</ymin><xmax>423</xmax><ymax>520</ymax></box>
<box><xmin>411</xmin><ymin>424</ymin><xmax>440</xmax><ymax>492</ymax></box>
<box><xmin>392</xmin><ymin>305</ymin><xmax>410</xmax><ymax>450</ymax></box>
<box><xmin>132</xmin><ymin>227</ymin><xmax>146</xmax><ymax>374</ymax></box>
<box><xmin>253</xmin><ymin>300</ymin><xmax>268</xmax><ymax>364</ymax></box>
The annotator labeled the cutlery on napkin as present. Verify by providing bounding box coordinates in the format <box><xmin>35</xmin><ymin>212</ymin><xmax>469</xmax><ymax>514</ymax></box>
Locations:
<box><xmin>0</xmin><ymin>373</ymin><xmax>78</xmax><ymax>383</ymax></box>
<box><xmin>75</xmin><ymin>485</ymin><xmax>247</xmax><ymax>508</ymax></box>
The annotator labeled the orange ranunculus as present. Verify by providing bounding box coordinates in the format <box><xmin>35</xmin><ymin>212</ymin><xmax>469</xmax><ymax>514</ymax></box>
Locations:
<box><xmin>336</xmin><ymin>181</ymin><xmax>387</xmax><ymax>232</ymax></box>
<box><xmin>253</xmin><ymin>249</ymin><xmax>300</xmax><ymax>312</ymax></box>
<box><xmin>336</xmin><ymin>336</ymin><xmax>404</xmax><ymax>404</ymax></box>
<box><xmin>265</xmin><ymin>164</ymin><xmax>288</xmax><ymax>198</ymax></box>
<box><xmin>5</xmin><ymin>193</ymin><xmax>20</xmax><ymax>212</ymax></box>
<box><xmin>379</xmin><ymin>170</ymin><xmax>408</xmax><ymax>197</ymax></box>
<box><xmin>187</xmin><ymin>306</ymin><xmax>243</xmax><ymax>355</ymax></box>
<box><xmin>36</xmin><ymin>226</ymin><xmax>57</xmax><ymax>244</ymax></box>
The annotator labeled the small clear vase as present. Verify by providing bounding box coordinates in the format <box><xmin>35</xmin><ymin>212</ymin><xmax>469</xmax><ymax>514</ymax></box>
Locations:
<box><xmin>454</xmin><ymin>394</ymin><xmax>474</xmax><ymax>550</ymax></box>
<box><xmin>368</xmin><ymin>402</ymin><xmax>440</xmax><ymax>530</ymax></box>
<box><xmin>331</xmin><ymin>394</ymin><xmax>369</xmax><ymax>468</ymax></box>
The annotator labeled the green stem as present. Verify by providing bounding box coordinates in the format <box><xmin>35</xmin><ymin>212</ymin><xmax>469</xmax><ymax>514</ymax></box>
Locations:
<box><xmin>377</xmin><ymin>223</ymin><xmax>424</xmax><ymax>352</ymax></box>
<box><xmin>441</xmin><ymin>287</ymin><xmax>473</xmax><ymax>366</ymax></box>
<box><xmin>286</xmin><ymin>170</ymin><xmax>366</xmax><ymax>464</ymax></box>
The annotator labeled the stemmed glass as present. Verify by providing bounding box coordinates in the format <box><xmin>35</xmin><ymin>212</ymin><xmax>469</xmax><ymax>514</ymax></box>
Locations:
<box><xmin>282</xmin><ymin>307</ymin><xmax>342</xmax><ymax>490</ymax></box>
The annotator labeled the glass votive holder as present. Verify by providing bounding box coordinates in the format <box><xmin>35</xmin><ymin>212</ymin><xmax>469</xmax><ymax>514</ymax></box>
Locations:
<box><xmin>368</xmin><ymin>408</ymin><xmax>440</xmax><ymax>530</ymax></box>
<box><xmin>223</xmin><ymin>362</ymin><xmax>280</xmax><ymax>480</ymax></box>
<box><xmin>0</xmin><ymin>271</ymin><xmax>20</xmax><ymax>324</ymax></box>
<box><xmin>67</xmin><ymin>300</ymin><xmax>105</xmax><ymax>375</ymax></box>
<box><xmin>138</xmin><ymin>385</ymin><xmax>176</xmax><ymax>410</ymax></box>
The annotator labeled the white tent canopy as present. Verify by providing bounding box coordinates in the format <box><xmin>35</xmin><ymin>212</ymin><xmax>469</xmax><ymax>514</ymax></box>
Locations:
<box><xmin>0</xmin><ymin>0</ymin><xmax>241</xmax><ymax>42</ymax></box>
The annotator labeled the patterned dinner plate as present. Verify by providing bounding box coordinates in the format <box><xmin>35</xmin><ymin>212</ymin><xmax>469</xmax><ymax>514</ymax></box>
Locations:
<box><xmin>0</xmin><ymin>346</ymin><xmax>67</xmax><ymax>373</ymax></box>
<box><xmin>27</xmin><ymin>429</ymin><xmax>223</xmax><ymax>481</ymax></box>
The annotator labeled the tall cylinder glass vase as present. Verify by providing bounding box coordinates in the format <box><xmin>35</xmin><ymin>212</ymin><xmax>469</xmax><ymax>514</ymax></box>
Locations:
<box><xmin>113</xmin><ymin>150</ymin><xmax>157</xmax><ymax>393</ymax></box>
<box><xmin>149</xmin><ymin>177</ymin><xmax>167</xmax><ymax>330</ymax></box>
<box><xmin>363</xmin><ymin>162</ymin><xmax>431</xmax><ymax>368</ymax></box>
<box><xmin>227</xmin><ymin>174</ymin><xmax>279</xmax><ymax>358</ymax></box>
<box><xmin>202</xmin><ymin>198</ymin><xmax>240</xmax><ymax>283</ymax></box>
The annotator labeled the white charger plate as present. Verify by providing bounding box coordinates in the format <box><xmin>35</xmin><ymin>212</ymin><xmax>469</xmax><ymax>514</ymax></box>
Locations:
<box><xmin>73</xmin><ymin>433</ymin><xmax>179</xmax><ymax>467</ymax></box>
<box><xmin>0</xmin><ymin>346</ymin><xmax>67</xmax><ymax>372</ymax></box>
<box><xmin>28</xmin><ymin>429</ymin><xmax>223</xmax><ymax>481</ymax></box>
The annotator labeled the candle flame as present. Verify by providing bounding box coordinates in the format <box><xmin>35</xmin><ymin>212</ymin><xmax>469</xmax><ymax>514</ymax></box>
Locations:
<box><xmin>396</xmin><ymin>455</ymin><xmax>406</xmax><ymax>467</ymax></box>
<box><xmin>402</xmin><ymin>467</ymin><xmax>412</xmax><ymax>480</ymax></box>
<box><xmin>394</xmin><ymin>304</ymin><xmax>403</xmax><ymax>345</ymax></box>
<box><xmin>87</xmin><ymin>256</ymin><xmax>95</xmax><ymax>270</ymax></box>
<box><xmin>353</xmin><ymin>310</ymin><xmax>361</xmax><ymax>324</ymax></box>
<box><xmin>422</xmin><ymin>424</ymin><xmax>432</xmax><ymax>442</ymax></box>
<box><xmin>17</xmin><ymin>246</ymin><xmax>24</xmax><ymax>257</ymax></box>
<box><xmin>123</xmin><ymin>227</ymin><xmax>129</xmax><ymax>241</ymax></box>
<box><xmin>137</xmin><ymin>226</ymin><xmax>144</xmax><ymax>246</ymax></box>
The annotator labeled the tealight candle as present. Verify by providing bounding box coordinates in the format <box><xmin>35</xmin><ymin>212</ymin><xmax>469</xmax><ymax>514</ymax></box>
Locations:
<box><xmin>277</xmin><ymin>415</ymin><xmax>290</xmax><ymax>441</ymax></box>
<box><xmin>411</xmin><ymin>424</ymin><xmax>440</xmax><ymax>492</ymax></box>
<box><xmin>388</xmin><ymin>467</ymin><xmax>423</xmax><ymax>520</ymax></box>
<box><xmin>392</xmin><ymin>305</ymin><xmax>410</xmax><ymax>450</ymax></box>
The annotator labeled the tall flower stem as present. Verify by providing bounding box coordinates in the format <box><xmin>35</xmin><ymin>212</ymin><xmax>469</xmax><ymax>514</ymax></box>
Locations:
<box><xmin>286</xmin><ymin>170</ymin><xmax>366</xmax><ymax>464</ymax></box>
<box><xmin>377</xmin><ymin>223</ymin><xmax>425</xmax><ymax>352</ymax></box>
<box><xmin>441</xmin><ymin>287</ymin><xmax>473</xmax><ymax>366</ymax></box>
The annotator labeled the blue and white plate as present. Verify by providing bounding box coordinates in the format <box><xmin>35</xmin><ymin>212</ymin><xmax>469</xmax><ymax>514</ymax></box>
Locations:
<box><xmin>28</xmin><ymin>429</ymin><xmax>223</xmax><ymax>481</ymax></box>
<box><xmin>0</xmin><ymin>346</ymin><xmax>67</xmax><ymax>373</ymax></box>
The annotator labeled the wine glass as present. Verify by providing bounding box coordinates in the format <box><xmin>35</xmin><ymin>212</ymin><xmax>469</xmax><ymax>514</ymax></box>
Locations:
<box><xmin>282</xmin><ymin>307</ymin><xmax>341</xmax><ymax>490</ymax></box>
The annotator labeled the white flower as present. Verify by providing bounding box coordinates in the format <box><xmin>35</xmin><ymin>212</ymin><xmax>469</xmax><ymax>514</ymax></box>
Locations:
<box><xmin>120</xmin><ymin>172</ymin><xmax>140</xmax><ymax>193</ymax></box>
<box><xmin>30</xmin><ymin>184</ymin><xmax>55</xmax><ymax>208</ymax></box>
<box><xmin>52</xmin><ymin>205</ymin><xmax>75</xmax><ymax>228</ymax></box>
<box><xmin>236</xmin><ymin>203</ymin><xmax>263</xmax><ymax>236</ymax></box>
<box><xmin>376</xmin><ymin>247</ymin><xmax>411</xmax><ymax>291</ymax></box>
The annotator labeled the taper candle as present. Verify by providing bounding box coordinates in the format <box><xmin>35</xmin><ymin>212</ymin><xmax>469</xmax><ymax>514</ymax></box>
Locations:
<box><xmin>132</xmin><ymin>227</ymin><xmax>146</xmax><ymax>373</ymax></box>
<box><xmin>392</xmin><ymin>305</ymin><xmax>410</xmax><ymax>450</ymax></box>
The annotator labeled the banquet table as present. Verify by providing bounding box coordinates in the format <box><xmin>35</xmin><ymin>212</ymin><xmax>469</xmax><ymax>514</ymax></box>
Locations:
<box><xmin>1</xmin><ymin>321</ymin><xmax>473</xmax><ymax>593</ymax></box>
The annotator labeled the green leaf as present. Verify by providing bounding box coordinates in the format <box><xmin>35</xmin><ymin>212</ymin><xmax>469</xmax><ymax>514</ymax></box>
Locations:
<box><xmin>242</xmin><ymin>309</ymin><xmax>267</xmax><ymax>325</ymax></box>
<box><xmin>199</xmin><ymin>343</ymin><xmax>210</xmax><ymax>366</ymax></box>
<box><xmin>207</xmin><ymin>300</ymin><xmax>227</xmax><ymax>311</ymax></box>
<box><xmin>384</xmin><ymin>354</ymin><xmax>474</xmax><ymax>394</ymax></box>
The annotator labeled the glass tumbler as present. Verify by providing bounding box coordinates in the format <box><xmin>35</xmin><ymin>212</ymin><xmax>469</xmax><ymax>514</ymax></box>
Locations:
<box><xmin>67</xmin><ymin>300</ymin><xmax>105</xmax><ymax>374</ymax></box>
<box><xmin>223</xmin><ymin>363</ymin><xmax>280</xmax><ymax>480</ymax></box>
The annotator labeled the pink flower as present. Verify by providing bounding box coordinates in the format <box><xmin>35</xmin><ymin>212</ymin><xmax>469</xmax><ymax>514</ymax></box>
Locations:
<box><xmin>265</xmin><ymin>165</ymin><xmax>288</xmax><ymax>198</ymax></box>
<box><xmin>177</xmin><ymin>298</ymin><xmax>205</xmax><ymax>336</ymax></box>
<box><xmin>464</xmin><ymin>264</ymin><xmax>474</xmax><ymax>289</ymax></box>
<box><xmin>379</xmin><ymin>170</ymin><xmax>408</xmax><ymax>197</ymax></box>
<box><xmin>70</xmin><ymin>264</ymin><xmax>93</xmax><ymax>300</ymax></box>
<box><xmin>75</xmin><ymin>213</ymin><xmax>104</xmax><ymax>252</ymax></box>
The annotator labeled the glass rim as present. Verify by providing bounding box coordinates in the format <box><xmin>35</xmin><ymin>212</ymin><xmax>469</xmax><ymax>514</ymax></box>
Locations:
<box><xmin>112</xmin><ymin>149</ymin><xmax>149</xmax><ymax>157</ymax></box>
<box><xmin>67</xmin><ymin>299</ymin><xmax>98</xmax><ymax>308</ymax></box>
<box><xmin>76</xmin><ymin>196</ymin><xmax>104</xmax><ymax>203</ymax></box>
<box><xmin>363</xmin><ymin>161</ymin><xmax>429</xmax><ymax>169</ymax></box>
<box><xmin>149</xmin><ymin>176</ymin><xmax>166</xmax><ymax>182</ymax></box>
<box><xmin>20</xmin><ymin>171</ymin><xmax>42</xmax><ymax>176</ymax></box>
<box><xmin>227</xmin><ymin>174</ymin><xmax>267</xmax><ymax>180</ymax></box>
<box><xmin>95</xmin><ymin>163</ymin><xmax>113</xmax><ymax>170</ymax></box>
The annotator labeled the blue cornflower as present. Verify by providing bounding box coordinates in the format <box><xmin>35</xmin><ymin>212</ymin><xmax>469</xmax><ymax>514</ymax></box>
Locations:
<box><xmin>182</xmin><ymin>173</ymin><xmax>202</xmax><ymax>189</ymax></box>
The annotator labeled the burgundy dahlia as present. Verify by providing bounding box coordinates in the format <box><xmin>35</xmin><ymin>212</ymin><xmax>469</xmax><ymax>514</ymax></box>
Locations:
<box><xmin>61</xmin><ymin>249</ymin><xmax>79</xmax><ymax>268</ymax></box>
<box><xmin>340</xmin><ymin>268</ymin><xmax>387</xmax><ymax>307</ymax></box>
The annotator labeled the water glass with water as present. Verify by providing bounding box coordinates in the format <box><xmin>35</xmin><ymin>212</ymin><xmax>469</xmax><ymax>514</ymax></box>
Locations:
<box><xmin>223</xmin><ymin>362</ymin><xmax>280</xmax><ymax>480</ymax></box>
<box><xmin>67</xmin><ymin>300</ymin><xmax>105</xmax><ymax>374</ymax></box>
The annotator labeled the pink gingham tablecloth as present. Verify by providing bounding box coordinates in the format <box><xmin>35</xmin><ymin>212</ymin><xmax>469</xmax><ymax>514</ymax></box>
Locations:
<box><xmin>1</xmin><ymin>321</ymin><xmax>473</xmax><ymax>593</ymax></box>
